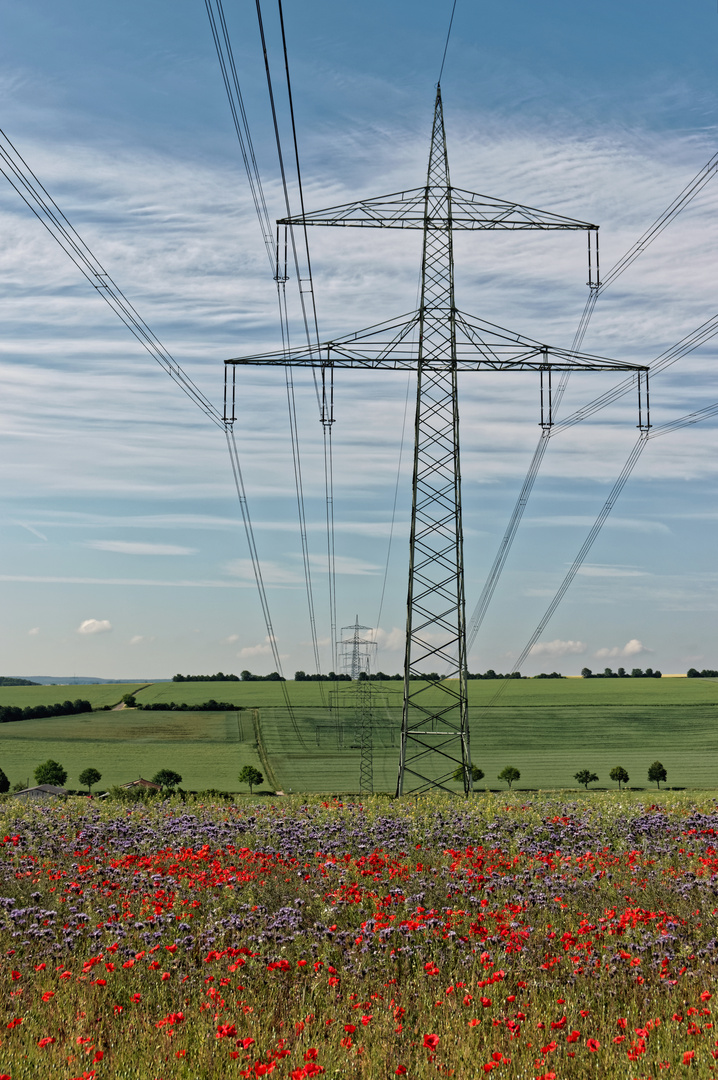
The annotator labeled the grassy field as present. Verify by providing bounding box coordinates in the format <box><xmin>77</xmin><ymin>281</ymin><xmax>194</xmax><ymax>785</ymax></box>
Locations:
<box><xmin>0</xmin><ymin>682</ymin><xmax>147</xmax><ymax>708</ymax></box>
<box><xmin>0</xmin><ymin>708</ymin><xmax>265</xmax><ymax>793</ymax></box>
<box><xmin>2</xmin><ymin>677</ymin><xmax>718</xmax><ymax>793</ymax></box>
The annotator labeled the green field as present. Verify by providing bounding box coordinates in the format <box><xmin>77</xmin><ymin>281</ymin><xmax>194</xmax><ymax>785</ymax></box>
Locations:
<box><xmin>0</xmin><ymin>683</ymin><xmax>147</xmax><ymax>708</ymax></box>
<box><xmin>0</xmin><ymin>708</ymin><xmax>264</xmax><ymax>793</ymax></box>
<box><xmin>131</xmin><ymin>676</ymin><xmax>718</xmax><ymax>708</ymax></box>
<box><xmin>2</xmin><ymin>677</ymin><xmax>718</xmax><ymax>793</ymax></box>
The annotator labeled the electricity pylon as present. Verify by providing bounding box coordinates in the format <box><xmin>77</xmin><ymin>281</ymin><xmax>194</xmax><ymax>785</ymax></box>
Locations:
<box><xmin>339</xmin><ymin>616</ymin><xmax>375</xmax><ymax>679</ymax></box>
<box><xmin>225</xmin><ymin>86</ymin><xmax>649</xmax><ymax>796</ymax></box>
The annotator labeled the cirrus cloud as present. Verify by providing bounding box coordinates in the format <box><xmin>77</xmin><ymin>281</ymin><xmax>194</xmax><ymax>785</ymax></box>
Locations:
<box><xmin>85</xmin><ymin>540</ymin><xmax>196</xmax><ymax>556</ymax></box>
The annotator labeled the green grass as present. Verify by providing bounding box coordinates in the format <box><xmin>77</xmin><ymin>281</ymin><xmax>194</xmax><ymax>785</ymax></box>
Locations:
<box><xmin>2</xmin><ymin>678</ymin><xmax>718</xmax><ymax>794</ymax></box>
<box><xmin>0</xmin><ymin>708</ymin><xmax>265</xmax><ymax>793</ymax></box>
<box><xmin>0</xmin><ymin>683</ymin><xmax>147</xmax><ymax>708</ymax></box>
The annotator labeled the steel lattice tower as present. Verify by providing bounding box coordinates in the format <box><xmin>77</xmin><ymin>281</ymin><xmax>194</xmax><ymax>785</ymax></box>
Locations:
<box><xmin>225</xmin><ymin>86</ymin><xmax>649</xmax><ymax>796</ymax></box>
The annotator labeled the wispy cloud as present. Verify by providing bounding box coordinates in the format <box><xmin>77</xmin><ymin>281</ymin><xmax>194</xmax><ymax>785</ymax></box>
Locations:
<box><xmin>85</xmin><ymin>540</ymin><xmax>197</xmax><ymax>556</ymax></box>
<box><xmin>577</xmin><ymin>564</ymin><xmax>650</xmax><ymax>578</ymax></box>
<box><xmin>0</xmin><ymin>574</ymin><xmax>249</xmax><ymax>588</ymax></box>
<box><xmin>15</xmin><ymin>521</ymin><xmax>48</xmax><ymax>541</ymax></box>
<box><xmin>530</xmin><ymin>639</ymin><xmax>587</xmax><ymax>659</ymax></box>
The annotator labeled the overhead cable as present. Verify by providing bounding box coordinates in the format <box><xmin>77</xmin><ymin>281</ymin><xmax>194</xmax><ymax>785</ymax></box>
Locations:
<box><xmin>467</xmin><ymin>147</ymin><xmax>718</xmax><ymax>655</ymax></box>
<box><xmin>484</xmin><ymin>434</ymin><xmax>648</xmax><ymax>707</ymax></box>
<box><xmin>204</xmin><ymin>0</ymin><xmax>275</xmax><ymax>270</ymax></box>
<box><xmin>0</xmin><ymin>128</ymin><xmax>223</xmax><ymax>428</ymax></box>
<box><xmin>207</xmin><ymin>0</ymin><xmax>329</xmax><ymax>688</ymax></box>
<box><xmin>225</xmin><ymin>427</ymin><xmax>304</xmax><ymax>740</ymax></box>
<box><xmin>485</xmin><ymin>382</ymin><xmax>718</xmax><ymax>706</ymax></box>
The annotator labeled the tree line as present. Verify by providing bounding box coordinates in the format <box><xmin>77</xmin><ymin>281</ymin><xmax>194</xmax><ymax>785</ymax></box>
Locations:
<box><xmin>0</xmin><ymin>698</ymin><xmax>92</xmax><ymax>724</ymax></box>
<box><xmin>581</xmin><ymin>667</ymin><xmax>662</xmax><ymax>678</ymax></box>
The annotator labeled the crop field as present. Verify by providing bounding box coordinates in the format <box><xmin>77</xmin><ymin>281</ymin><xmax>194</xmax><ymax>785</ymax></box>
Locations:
<box><xmin>3</xmin><ymin>792</ymin><xmax>718</xmax><ymax>1079</ymax></box>
<box><xmin>2</xmin><ymin>678</ymin><xmax>718</xmax><ymax>793</ymax></box>
<box><xmin>0</xmin><ymin>683</ymin><xmax>146</xmax><ymax>708</ymax></box>
<box><xmin>132</xmin><ymin>676</ymin><xmax>718</xmax><ymax>708</ymax></box>
<box><xmin>0</xmin><ymin>709</ymin><xmax>264</xmax><ymax>793</ymax></box>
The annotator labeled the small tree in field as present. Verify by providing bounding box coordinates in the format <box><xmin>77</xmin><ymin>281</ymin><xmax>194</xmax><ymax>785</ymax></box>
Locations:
<box><xmin>609</xmin><ymin>765</ymin><xmax>630</xmax><ymax>790</ymax></box>
<box><xmin>648</xmin><ymin>761</ymin><xmax>667</xmax><ymax>789</ymax></box>
<box><xmin>239</xmin><ymin>765</ymin><xmax>264</xmax><ymax>794</ymax></box>
<box><xmin>498</xmin><ymin>766</ymin><xmax>520</xmax><ymax>789</ymax></box>
<box><xmin>151</xmin><ymin>769</ymin><xmax>183</xmax><ymax>792</ymax></box>
<box><xmin>78</xmin><ymin>767</ymin><xmax>102</xmax><ymax>795</ymax></box>
<box><xmin>121</xmin><ymin>693</ymin><xmax>137</xmax><ymax>706</ymax></box>
<box><xmin>34</xmin><ymin>760</ymin><xmax>67</xmax><ymax>787</ymax></box>
<box><xmin>0</xmin><ymin>767</ymin><xmax>9</xmax><ymax>794</ymax></box>
<box><xmin>574</xmin><ymin>769</ymin><xmax>599</xmax><ymax>790</ymax></box>
<box><xmin>451</xmin><ymin>764</ymin><xmax>485</xmax><ymax>785</ymax></box>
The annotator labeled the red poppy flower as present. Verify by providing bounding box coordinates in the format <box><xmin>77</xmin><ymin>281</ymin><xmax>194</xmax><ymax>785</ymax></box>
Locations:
<box><xmin>423</xmin><ymin>1034</ymin><xmax>440</xmax><ymax>1050</ymax></box>
<box><xmin>395</xmin><ymin>1069</ymin><xmax>407</xmax><ymax>1077</ymax></box>
<box><xmin>38</xmin><ymin>1037</ymin><xmax>56</xmax><ymax>1047</ymax></box>
<box><xmin>683</xmin><ymin>1051</ymin><xmax>696</xmax><ymax>1064</ymax></box>
<box><xmin>586</xmin><ymin>1038</ymin><xmax>600</xmax><ymax>1052</ymax></box>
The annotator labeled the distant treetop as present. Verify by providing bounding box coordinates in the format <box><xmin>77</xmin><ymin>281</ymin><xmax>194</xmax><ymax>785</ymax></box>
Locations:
<box><xmin>172</xmin><ymin>672</ymin><xmax>240</xmax><ymax>682</ymax></box>
<box><xmin>0</xmin><ymin>677</ymin><xmax>40</xmax><ymax>686</ymax></box>
<box><xmin>687</xmin><ymin>668</ymin><xmax>718</xmax><ymax>678</ymax></box>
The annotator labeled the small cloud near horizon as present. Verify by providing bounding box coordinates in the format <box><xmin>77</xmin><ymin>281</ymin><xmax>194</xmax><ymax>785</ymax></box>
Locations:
<box><xmin>595</xmin><ymin>638</ymin><xmax>652</xmax><ymax>660</ymax></box>
<box><xmin>529</xmin><ymin>639</ymin><xmax>587</xmax><ymax>659</ymax></box>
<box><xmin>28</xmin><ymin>627</ymin><xmax>40</xmax><ymax>636</ymax></box>
<box><xmin>77</xmin><ymin>618</ymin><xmax>112</xmax><ymax>635</ymax></box>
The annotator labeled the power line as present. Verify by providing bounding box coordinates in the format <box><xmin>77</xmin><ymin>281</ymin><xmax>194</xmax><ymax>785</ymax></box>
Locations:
<box><xmin>466</xmin><ymin>147</ymin><xmax>718</xmax><ymax>656</ymax></box>
<box><xmin>438</xmin><ymin>0</ymin><xmax>458</xmax><ymax>84</ymax></box>
<box><xmin>204</xmin><ymin>0</ymin><xmax>275</xmax><ymax>270</ymax></box>
<box><xmin>0</xmin><ymin>128</ymin><xmax>223</xmax><ymax>429</ymax></box>
<box><xmin>206</xmin><ymin>0</ymin><xmax>329</xmax><ymax>687</ymax></box>
<box><xmin>485</xmin><ymin>434</ymin><xmax>648</xmax><ymax>707</ymax></box>
<box><xmin>225</xmin><ymin>427</ymin><xmax>303</xmax><ymax>740</ymax></box>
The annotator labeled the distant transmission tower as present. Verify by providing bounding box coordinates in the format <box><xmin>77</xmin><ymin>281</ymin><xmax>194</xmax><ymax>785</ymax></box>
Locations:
<box><xmin>339</xmin><ymin>616</ymin><xmax>377</xmax><ymax>794</ymax></box>
<box><xmin>339</xmin><ymin>616</ymin><xmax>375</xmax><ymax>679</ymax></box>
<box><xmin>225</xmin><ymin>86</ymin><xmax>649</xmax><ymax>796</ymax></box>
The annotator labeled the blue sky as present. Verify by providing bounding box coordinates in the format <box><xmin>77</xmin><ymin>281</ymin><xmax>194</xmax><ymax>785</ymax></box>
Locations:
<box><xmin>1</xmin><ymin>0</ymin><xmax>717</xmax><ymax>679</ymax></box>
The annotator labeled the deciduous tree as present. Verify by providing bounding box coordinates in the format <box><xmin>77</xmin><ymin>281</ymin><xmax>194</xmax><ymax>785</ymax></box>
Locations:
<box><xmin>78</xmin><ymin>767</ymin><xmax>102</xmax><ymax>795</ymax></box>
<box><xmin>151</xmin><ymin>769</ymin><xmax>182</xmax><ymax>791</ymax></box>
<box><xmin>609</xmin><ymin>765</ymin><xmax>629</xmax><ymax>790</ymax></box>
<box><xmin>451</xmin><ymin>764</ymin><xmax>484</xmax><ymax>784</ymax></box>
<box><xmin>498</xmin><ymin>766</ymin><xmax>520</xmax><ymax>789</ymax></box>
<box><xmin>238</xmin><ymin>765</ymin><xmax>264</xmax><ymax>794</ymax></box>
<box><xmin>648</xmin><ymin>761</ymin><xmax>667</xmax><ymax>789</ymax></box>
<box><xmin>574</xmin><ymin>769</ymin><xmax>599</xmax><ymax>789</ymax></box>
<box><xmin>34</xmin><ymin>760</ymin><xmax>68</xmax><ymax>787</ymax></box>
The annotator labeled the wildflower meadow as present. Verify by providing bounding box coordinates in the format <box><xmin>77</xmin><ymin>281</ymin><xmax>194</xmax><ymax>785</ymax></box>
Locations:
<box><xmin>2</xmin><ymin>792</ymin><xmax>718</xmax><ymax>1078</ymax></box>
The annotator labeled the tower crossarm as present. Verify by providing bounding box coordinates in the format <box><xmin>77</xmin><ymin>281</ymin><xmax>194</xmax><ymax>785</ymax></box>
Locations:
<box><xmin>278</xmin><ymin>188</ymin><xmax>597</xmax><ymax>232</ymax></box>
<box><xmin>225</xmin><ymin>310</ymin><xmax>648</xmax><ymax>373</ymax></box>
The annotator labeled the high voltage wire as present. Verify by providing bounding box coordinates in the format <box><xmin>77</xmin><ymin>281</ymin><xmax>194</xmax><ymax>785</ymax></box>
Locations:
<box><xmin>0</xmin><ymin>121</ymin><xmax>306</xmax><ymax>726</ymax></box>
<box><xmin>483</xmin><ymin>378</ymin><xmax>718</xmax><ymax>707</ymax></box>
<box><xmin>204</xmin><ymin>0</ymin><xmax>275</xmax><ymax>270</ymax></box>
<box><xmin>0</xmin><ymin>128</ymin><xmax>223</xmax><ymax>430</ymax></box>
<box><xmin>466</xmin><ymin>146</ymin><xmax>718</xmax><ymax>658</ymax></box>
<box><xmin>225</xmin><ymin>427</ymin><xmax>304</xmax><ymax>740</ymax></box>
<box><xmin>206</xmin><ymin>0</ymin><xmax>334</xmax><ymax>692</ymax></box>
<box><xmin>484</xmin><ymin>435</ymin><xmax>648</xmax><ymax>707</ymax></box>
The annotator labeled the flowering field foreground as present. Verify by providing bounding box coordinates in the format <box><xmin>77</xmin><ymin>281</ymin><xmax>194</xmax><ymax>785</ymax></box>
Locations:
<box><xmin>2</xmin><ymin>794</ymin><xmax>718</xmax><ymax>1079</ymax></box>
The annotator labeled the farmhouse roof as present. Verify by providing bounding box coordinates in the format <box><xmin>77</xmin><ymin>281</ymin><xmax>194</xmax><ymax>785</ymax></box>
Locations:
<box><xmin>12</xmin><ymin>784</ymin><xmax>67</xmax><ymax>798</ymax></box>
<box><xmin>122</xmin><ymin>778</ymin><xmax>161</xmax><ymax>790</ymax></box>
